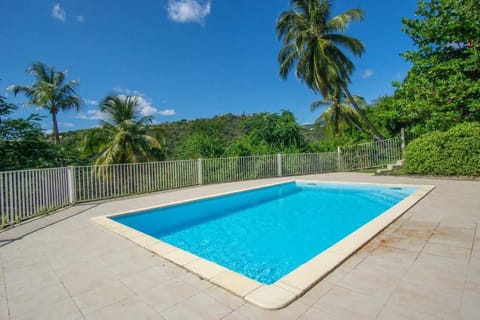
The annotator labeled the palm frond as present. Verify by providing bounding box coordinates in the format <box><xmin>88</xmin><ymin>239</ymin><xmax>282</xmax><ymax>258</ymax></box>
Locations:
<box><xmin>327</xmin><ymin>9</ymin><xmax>364</xmax><ymax>32</ymax></box>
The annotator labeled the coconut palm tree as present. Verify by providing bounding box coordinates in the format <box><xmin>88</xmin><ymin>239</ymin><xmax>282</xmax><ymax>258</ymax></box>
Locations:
<box><xmin>311</xmin><ymin>93</ymin><xmax>368</xmax><ymax>136</ymax></box>
<box><xmin>82</xmin><ymin>95</ymin><xmax>161</xmax><ymax>165</ymax></box>
<box><xmin>276</xmin><ymin>0</ymin><xmax>385</xmax><ymax>140</ymax></box>
<box><xmin>0</xmin><ymin>95</ymin><xmax>17</xmax><ymax>123</ymax></box>
<box><xmin>9</xmin><ymin>62</ymin><xmax>81</xmax><ymax>144</ymax></box>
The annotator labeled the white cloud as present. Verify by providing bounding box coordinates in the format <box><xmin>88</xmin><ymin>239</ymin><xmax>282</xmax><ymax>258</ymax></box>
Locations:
<box><xmin>75</xmin><ymin>15</ymin><xmax>85</xmax><ymax>23</ymax></box>
<box><xmin>76</xmin><ymin>109</ymin><xmax>108</xmax><ymax>120</ymax></box>
<box><xmin>60</xmin><ymin>122</ymin><xmax>74</xmax><ymax>128</ymax></box>
<box><xmin>113</xmin><ymin>87</ymin><xmax>142</xmax><ymax>96</ymax></box>
<box><xmin>158</xmin><ymin>109</ymin><xmax>176</xmax><ymax>116</ymax></box>
<box><xmin>108</xmin><ymin>88</ymin><xmax>177</xmax><ymax>118</ymax></box>
<box><xmin>167</xmin><ymin>0</ymin><xmax>211</xmax><ymax>24</ymax></box>
<box><xmin>52</xmin><ymin>3</ymin><xmax>66</xmax><ymax>22</ymax></box>
<box><xmin>122</xmin><ymin>94</ymin><xmax>157</xmax><ymax>117</ymax></box>
<box><xmin>361</xmin><ymin>69</ymin><xmax>374</xmax><ymax>79</ymax></box>
<box><xmin>84</xmin><ymin>99</ymin><xmax>98</xmax><ymax>105</ymax></box>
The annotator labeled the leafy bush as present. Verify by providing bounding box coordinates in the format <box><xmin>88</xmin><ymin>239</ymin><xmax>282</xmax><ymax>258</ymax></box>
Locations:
<box><xmin>404</xmin><ymin>122</ymin><xmax>480</xmax><ymax>176</ymax></box>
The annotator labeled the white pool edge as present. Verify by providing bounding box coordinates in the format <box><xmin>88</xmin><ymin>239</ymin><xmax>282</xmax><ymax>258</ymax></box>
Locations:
<box><xmin>91</xmin><ymin>180</ymin><xmax>435</xmax><ymax>309</ymax></box>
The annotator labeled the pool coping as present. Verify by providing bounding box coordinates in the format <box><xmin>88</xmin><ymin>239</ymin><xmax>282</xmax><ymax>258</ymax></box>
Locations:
<box><xmin>91</xmin><ymin>180</ymin><xmax>435</xmax><ymax>309</ymax></box>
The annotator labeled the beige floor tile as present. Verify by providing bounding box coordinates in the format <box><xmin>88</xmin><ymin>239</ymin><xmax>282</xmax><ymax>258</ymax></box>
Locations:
<box><xmin>466</xmin><ymin>257</ymin><xmax>480</xmax><ymax>286</ymax></box>
<box><xmin>377</xmin><ymin>303</ymin><xmax>439</xmax><ymax>320</ymax></box>
<box><xmin>137</xmin><ymin>278</ymin><xmax>202</xmax><ymax>312</ymax></box>
<box><xmin>338</xmin><ymin>267</ymin><xmax>401</xmax><ymax>303</ymax></box>
<box><xmin>472</xmin><ymin>237</ymin><xmax>480</xmax><ymax>258</ymax></box>
<box><xmin>203</xmin><ymin>285</ymin><xmax>246</xmax><ymax>310</ymax></box>
<box><xmin>161</xmin><ymin>292</ymin><xmax>232</xmax><ymax>320</ymax></box>
<box><xmin>400</xmin><ymin>219</ymin><xmax>437</xmax><ymax>233</ymax></box>
<box><xmin>73</xmin><ymin>280</ymin><xmax>134</xmax><ymax>314</ymax></box>
<box><xmin>56</xmin><ymin>261</ymin><xmax>116</xmax><ymax>296</ymax></box>
<box><xmin>0</xmin><ymin>299</ymin><xmax>9</xmax><ymax>320</ymax></box>
<box><xmin>8</xmin><ymin>282</ymin><xmax>71</xmax><ymax>318</ymax></box>
<box><xmin>85</xmin><ymin>296</ymin><xmax>159</xmax><ymax>320</ymax></box>
<box><xmin>297</xmin><ymin>306</ymin><xmax>347</xmax><ymax>320</ymax></box>
<box><xmin>176</xmin><ymin>272</ymin><xmax>214</xmax><ymax>291</ymax></box>
<box><xmin>14</xmin><ymin>298</ymin><xmax>83</xmax><ymax>320</ymax></box>
<box><xmin>389</xmin><ymin>279</ymin><xmax>462</xmax><ymax>319</ymax></box>
<box><xmin>353</xmin><ymin>255</ymin><xmax>412</xmax><ymax>279</ymax></box>
<box><xmin>461</xmin><ymin>285</ymin><xmax>480</xmax><ymax>320</ymax></box>
<box><xmin>423</xmin><ymin>241</ymin><xmax>471</xmax><ymax>260</ymax></box>
<box><xmin>221</xmin><ymin>312</ymin><xmax>249</xmax><ymax>320</ymax></box>
<box><xmin>236</xmin><ymin>301</ymin><xmax>309</xmax><ymax>320</ymax></box>
<box><xmin>5</xmin><ymin>264</ymin><xmax>59</xmax><ymax>298</ymax></box>
<box><xmin>408</xmin><ymin>252</ymin><xmax>469</xmax><ymax>283</ymax></box>
<box><xmin>376</xmin><ymin>231</ymin><xmax>428</xmax><ymax>252</ymax></box>
<box><xmin>119</xmin><ymin>264</ymin><xmax>185</xmax><ymax>294</ymax></box>
<box><xmin>313</xmin><ymin>285</ymin><xmax>384</xmax><ymax>318</ymax></box>
<box><xmin>429</xmin><ymin>226</ymin><xmax>475</xmax><ymax>249</ymax></box>
<box><xmin>297</xmin><ymin>280</ymin><xmax>333</xmax><ymax>306</ymax></box>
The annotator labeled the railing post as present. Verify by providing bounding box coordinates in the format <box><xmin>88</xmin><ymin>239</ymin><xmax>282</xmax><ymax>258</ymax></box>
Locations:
<box><xmin>277</xmin><ymin>154</ymin><xmax>282</xmax><ymax>177</ymax></box>
<box><xmin>67</xmin><ymin>166</ymin><xmax>76</xmax><ymax>204</ymax></box>
<box><xmin>401</xmin><ymin>128</ymin><xmax>406</xmax><ymax>153</ymax></box>
<box><xmin>197</xmin><ymin>158</ymin><xmax>203</xmax><ymax>185</ymax></box>
<box><xmin>337</xmin><ymin>146</ymin><xmax>342</xmax><ymax>172</ymax></box>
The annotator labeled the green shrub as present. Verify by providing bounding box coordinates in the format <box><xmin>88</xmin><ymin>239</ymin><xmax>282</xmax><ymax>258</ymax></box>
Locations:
<box><xmin>404</xmin><ymin>122</ymin><xmax>480</xmax><ymax>176</ymax></box>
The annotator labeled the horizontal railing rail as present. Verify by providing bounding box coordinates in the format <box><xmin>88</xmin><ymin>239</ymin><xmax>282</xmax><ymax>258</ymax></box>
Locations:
<box><xmin>0</xmin><ymin>136</ymin><xmax>404</xmax><ymax>228</ymax></box>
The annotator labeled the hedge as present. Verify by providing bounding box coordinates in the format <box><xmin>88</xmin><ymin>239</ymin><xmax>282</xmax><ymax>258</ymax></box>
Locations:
<box><xmin>404</xmin><ymin>122</ymin><xmax>480</xmax><ymax>176</ymax></box>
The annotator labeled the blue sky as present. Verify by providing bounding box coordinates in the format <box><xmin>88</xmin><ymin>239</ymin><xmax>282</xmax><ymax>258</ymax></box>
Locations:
<box><xmin>1</xmin><ymin>0</ymin><xmax>418</xmax><ymax>132</ymax></box>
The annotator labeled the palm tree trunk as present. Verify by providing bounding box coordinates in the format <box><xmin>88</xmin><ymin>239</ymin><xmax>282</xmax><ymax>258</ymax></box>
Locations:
<box><xmin>342</xmin><ymin>85</ymin><xmax>385</xmax><ymax>141</ymax></box>
<box><xmin>51</xmin><ymin>112</ymin><xmax>60</xmax><ymax>144</ymax></box>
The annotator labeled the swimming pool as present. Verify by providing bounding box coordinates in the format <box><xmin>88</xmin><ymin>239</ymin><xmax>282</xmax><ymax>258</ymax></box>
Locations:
<box><xmin>93</xmin><ymin>180</ymin><xmax>434</xmax><ymax>309</ymax></box>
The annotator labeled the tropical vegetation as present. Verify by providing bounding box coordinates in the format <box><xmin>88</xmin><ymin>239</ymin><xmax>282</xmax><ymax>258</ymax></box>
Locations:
<box><xmin>81</xmin><ymin>95</ymin><xmax>162</xmax><ymax>165</ymax></box>
<box><xmin>393</xmin><ymin>0</ymin><xmax>480</xmax><ymax>134</ymax></box>
<box><xmin>0</xmin><ymin>100</ymin><xmax>63</xmax><ymax>170</ymax></box>
<box><xmin>404</xmin><ymin>123</ymin><xmax>480</xmax><ymax>176</ymax></box>
<box><xmin>9</xmin><ymin>62</ymin><xmax>81</xmax><ymax>144</ymax></box>
<box><xmin>311</xmin><ymin>94</ymin><xmax>365</xmax><ymax>137</ymax></box>
<box><xmin>1</xmin><ymin>0</ymin><xmax>479</xmax><ymax>177</ymax></box>
<box><xmin>276</xmin><ymin>0</ymin><xmax>384</xmax><ymax>140</ymax></box>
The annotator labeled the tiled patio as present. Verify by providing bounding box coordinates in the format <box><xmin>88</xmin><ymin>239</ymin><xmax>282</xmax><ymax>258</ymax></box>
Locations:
<box><xmin>0</xmin><ymin>173</ymin><xmax>478</xmax><ymax>319</ymax></box>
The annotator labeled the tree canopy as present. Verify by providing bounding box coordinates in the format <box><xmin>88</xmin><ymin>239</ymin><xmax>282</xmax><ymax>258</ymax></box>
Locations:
<box><xmin>81</xmin><ymin>95</ymin><xmax>162</xmax><ymax>165</ymax></box>
<box><xmin>394</xmin><ymin>0</ymin><xmax>480</xmax><ymax>133</ymax></box>
<box><xmin>9</xmin><ymin>62</ymin><xmax>81</xmax><ymax>144</ymax></box>
<box><xmin>276</xmin><ymin>0</ymin><xmax>385</xmax><ymax>140</ymax></box>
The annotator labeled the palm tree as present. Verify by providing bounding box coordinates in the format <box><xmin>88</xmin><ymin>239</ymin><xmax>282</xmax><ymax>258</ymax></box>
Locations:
<box><xmin>82</xmin><ymin>95</ymin><xmax>161</xmax><ymax>165</ymax></box>
<box><xmin>276</xmin><ymin>0</ymin><xmax>385</xmax><ymax>140</ymax></box>
<box><xmin>0</xmin><ymin>95</ymin><xmax>17</xmax><ymax>123</ymax></box>
<box><xmin>311</xmin><ymin>93</ymin><xmax>368</xmax><ymax>136</ymax></box>
<box><xmin>9</xmin><ymin>62</ymin><xmax>81</xmax><ymax>144</ymax></box>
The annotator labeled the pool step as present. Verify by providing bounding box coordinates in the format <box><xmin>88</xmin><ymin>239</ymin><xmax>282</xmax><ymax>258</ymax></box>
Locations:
<box><xmin>376</xmin><ymin>159</ymin><xmax>404</xmax><ymax>174</ymax></box>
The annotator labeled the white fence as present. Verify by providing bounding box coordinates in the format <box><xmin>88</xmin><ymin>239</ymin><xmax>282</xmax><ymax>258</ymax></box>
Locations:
<box><xmin>0</xmin><ymin>137</ymin><xmax>404</xmax><ymax>228</ymax></box>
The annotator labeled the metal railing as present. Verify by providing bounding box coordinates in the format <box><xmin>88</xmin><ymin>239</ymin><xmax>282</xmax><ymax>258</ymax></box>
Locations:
<box><xmin>0</xmin><ymin>167</ymin><xmax>70</xmax><ymax>226</ymax></box>
<box><xmin>340</xmin><ymin>138</ymin><xmax>403</xmax><ymax>171</ymax></box>
<box><xmin>0</xmin><ymin>136</ymin><xmax>404</xmax><ymax>228</ymax></box>
<box><xmin>74</xmin><ymin>160</ymin><xmax>198</xmax><ymax>202</ymax></box>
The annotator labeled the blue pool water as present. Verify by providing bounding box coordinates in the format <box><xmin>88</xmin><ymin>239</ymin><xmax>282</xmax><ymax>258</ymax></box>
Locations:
<box><xmin>112</xmin><ymin>181</ymin><xmax>417</xmax><ymax>284</ymax></box>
